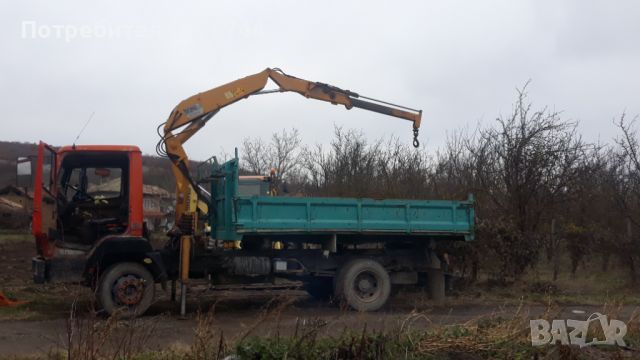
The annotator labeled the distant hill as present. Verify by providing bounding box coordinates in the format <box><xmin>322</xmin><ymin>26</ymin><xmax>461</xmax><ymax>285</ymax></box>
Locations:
<box><xmin>0</xmin><ymin>140</ymin><xmax>180</xmax><ymax>192</ymax></box>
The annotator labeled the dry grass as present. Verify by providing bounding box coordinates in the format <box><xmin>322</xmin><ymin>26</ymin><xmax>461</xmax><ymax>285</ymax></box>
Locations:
<box><xmin>6</xmin><ymin>295</ymin><xmax>640</xmax><ymax>360</ymax></box>
<box><xmin>0</xmin><ymin>229</ymin><xmax>31</xmax><ymax>244</ymax></box>
<box><xmin>0</xmin><ymin>285</ymin><xmax>92</xmax><ymax>321</ymax></box>
<box><xmin>415</xmin><ymin>302</ymin><xmax>552</xmax><ymax>357</ymax></box>
<box><xmin>412</xmin><ymin>301</ymin><xmax>640</xmax><ymax>359</ymax></box>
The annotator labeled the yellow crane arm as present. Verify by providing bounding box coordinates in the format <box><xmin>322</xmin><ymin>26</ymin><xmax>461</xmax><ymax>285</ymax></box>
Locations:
<box><xmin>164</xmin><ymin>67</ymin><xmax>422</xmax><ymax>140</ymax></box>
<box><xmin>158</xmin><ymin>67</ymin><xmax>422</xmax><ymax>228</ymax></box>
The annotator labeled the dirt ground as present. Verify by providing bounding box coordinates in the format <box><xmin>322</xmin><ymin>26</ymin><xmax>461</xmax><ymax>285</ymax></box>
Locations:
<box><xmin>2</xmin><ymin>232</ymin><xmax>640</xmax><ymax>357</ymax></box>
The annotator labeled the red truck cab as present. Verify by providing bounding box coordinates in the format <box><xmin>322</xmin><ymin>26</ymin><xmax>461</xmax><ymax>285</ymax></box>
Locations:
<box><xmin>32</xmin><ymin>142</ymin><xmax>145</xmax><ymax>258</ymax></box>
<box><xmin>31</xmin><ymin>142</ymin><xmax>165</xmax><ymax>317</ymax></box>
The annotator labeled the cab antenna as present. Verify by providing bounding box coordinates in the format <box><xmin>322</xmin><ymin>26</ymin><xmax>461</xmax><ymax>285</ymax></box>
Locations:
<box><xmin>72</xmin><ymin>111</ymin><xmax>95</xmax><ymax>148</ymax></box>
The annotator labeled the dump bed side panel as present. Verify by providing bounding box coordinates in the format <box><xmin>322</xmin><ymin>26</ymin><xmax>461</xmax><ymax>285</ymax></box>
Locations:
<box><xmin>233</xmin><ymin>196</ymin><xmax>474</xmax><ymax>240</ymax></box>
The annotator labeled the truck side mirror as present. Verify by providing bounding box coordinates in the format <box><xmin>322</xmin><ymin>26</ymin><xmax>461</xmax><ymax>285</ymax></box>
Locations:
<box><xmin>16</xmin><ymin>157</ymin><xmax>32</xmax><ymax>188</ymax></box>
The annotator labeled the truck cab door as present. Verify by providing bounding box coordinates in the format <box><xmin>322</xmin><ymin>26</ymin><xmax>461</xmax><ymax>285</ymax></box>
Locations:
<box><xmin>32</xmin><ymin>141</ymin><xmax>57</xmax><ymax>258</ymax></box>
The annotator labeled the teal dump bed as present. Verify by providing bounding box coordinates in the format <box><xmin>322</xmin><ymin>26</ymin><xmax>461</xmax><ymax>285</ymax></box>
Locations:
<box><xmin>207</xmin><ymin>155</ymin><xmax>474</xmax><ymax>242</ymax></box>
<box><xmin>235</xmin><ymin>196</ymin><xmax>474</xmax><ymax>238</ymax></box>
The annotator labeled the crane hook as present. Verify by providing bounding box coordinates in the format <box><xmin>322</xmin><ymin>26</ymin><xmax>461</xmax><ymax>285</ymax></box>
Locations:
<box><xmin>412</xmin><ymin>128</ymin><xmax>420</xmax><ymax>148</ymax></box>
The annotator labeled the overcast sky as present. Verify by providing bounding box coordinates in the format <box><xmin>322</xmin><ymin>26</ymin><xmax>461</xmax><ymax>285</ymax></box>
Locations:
<box><xmin>1</xmin><ymin>0</ymin><xmax>638</xmax><ymax>160</ymax></box>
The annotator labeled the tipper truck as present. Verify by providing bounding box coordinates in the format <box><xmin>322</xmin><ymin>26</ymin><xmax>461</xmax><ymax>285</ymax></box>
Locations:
<box><xmin>28</xmin><ymin>68</ymin><xmax>475</xmax><ymax>317</ymax></box>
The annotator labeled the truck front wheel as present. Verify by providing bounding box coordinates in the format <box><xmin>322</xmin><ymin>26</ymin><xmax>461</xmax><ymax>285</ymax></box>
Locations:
<box><xmin>98</xmin><ymin>262</ymin><xmax>155</xmax><ymax>318</ymax></box>
<box><xmin>335</xmin><ymin>259</ymin><xmax>390</xmax><ymax>311</ymax></box>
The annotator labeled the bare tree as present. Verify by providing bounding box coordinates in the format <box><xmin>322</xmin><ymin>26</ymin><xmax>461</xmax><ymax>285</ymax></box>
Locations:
<box><xmin>241</xmin><ymin>128</ymin><xmax>302</xmax><ymax>181</ymax></box>
<box><xmin>609</xmin><ymin>114</ymin><xmax>640</xmax><ymax>282</ymax></box>
<box><xmin>241</xmin><ymin>137</ymin><xmax>268</xmax><ymax>175</ymax></box>
<box><xmin>268</xmin><ymin>128</ymin><xmax>302</xmax><ymax>184</ymax></box>
<box><xmin>612</xmin><ymin>114</ymin><xmax>640</xmax><ymax>226</ymax></box>
<box><xmin>468</xmin><ymin>84</ymin><xmax>588</xmax><ymax>278</ymax></box>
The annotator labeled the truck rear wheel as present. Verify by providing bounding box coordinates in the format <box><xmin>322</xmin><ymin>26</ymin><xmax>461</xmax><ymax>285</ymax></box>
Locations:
<box><xmin>304</xmin><ymin>277</ymin><xmax>334</xmax><ymax>300</ymax></box>
<box><xmin>98</xmin><ymin>262</ymin><xmax>155</xmax><ymax>318</ymax></box>
<box><xmin>335</xmin><ymin>259</ymin><xmax>390</xmax><ymax>311</ymax></box>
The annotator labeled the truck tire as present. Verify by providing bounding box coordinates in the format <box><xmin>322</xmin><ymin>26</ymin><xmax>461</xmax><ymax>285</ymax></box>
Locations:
<box><xmin>427</xmin><ymin>268</ymin><xmax>445</xmax><ymax>303</ymax></box>
<box><xmin>304</xmin><ymin>277</ymin><xmax>334</xmax><ymax>300</ymax></box>
<box><xmin>98</xmin><ymin>262</ymin><xmax>155</xmax><ymax>318</ymax></box>
<box><xmin>335</xmin><ymin>259</ymin><xmax>390</xmax><ymax>312</ymax></box>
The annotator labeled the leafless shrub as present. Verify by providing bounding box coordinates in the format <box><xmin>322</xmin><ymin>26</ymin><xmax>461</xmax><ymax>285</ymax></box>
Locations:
<box><xmin>240</xmin><ymin>86</ymin><xmax>640</xmax><ymax>285</ymax></box>
<box><xmin>61</xmin><ymin>299</ymin><xmax>157</xmax><ymax>360</ymax></box>
<box><xmin>190</xmin><ymin>305</ymin><xmax>227</xmax><ymax>360</ymax></box>
<box><xmin>608</xmin><ymin>114</ymin><xmax>640</xmax><ymax>282</ymax></box>
<box><xmin>466</xmin><ymin>83</ymin><xmax>588</xmax><ymax>280</ymax></box>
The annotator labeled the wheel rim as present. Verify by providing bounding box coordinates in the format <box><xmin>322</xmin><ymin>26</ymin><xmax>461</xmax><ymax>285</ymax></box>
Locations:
<box><xmin>352</xmin><ymin>270</ymin><xmax>381</xmax><ymax>303</ymax></box>
<box><xmin>112</xmin><ymin>274</ymin><xmax>146</xmax><ymax>306</ymax></box>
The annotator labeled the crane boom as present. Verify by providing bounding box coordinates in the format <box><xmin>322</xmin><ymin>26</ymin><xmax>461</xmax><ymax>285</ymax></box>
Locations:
<box><xmin>158</xmin><ymin>67</ymin><xmax>422</xmax><ymax>226</ymax></box>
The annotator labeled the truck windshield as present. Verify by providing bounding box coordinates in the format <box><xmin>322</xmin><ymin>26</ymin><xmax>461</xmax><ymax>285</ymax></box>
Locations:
<box><xmin>62</xmin><ymin>167</ymin><xmax>123</xmax><ymax>201</ymax></box>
